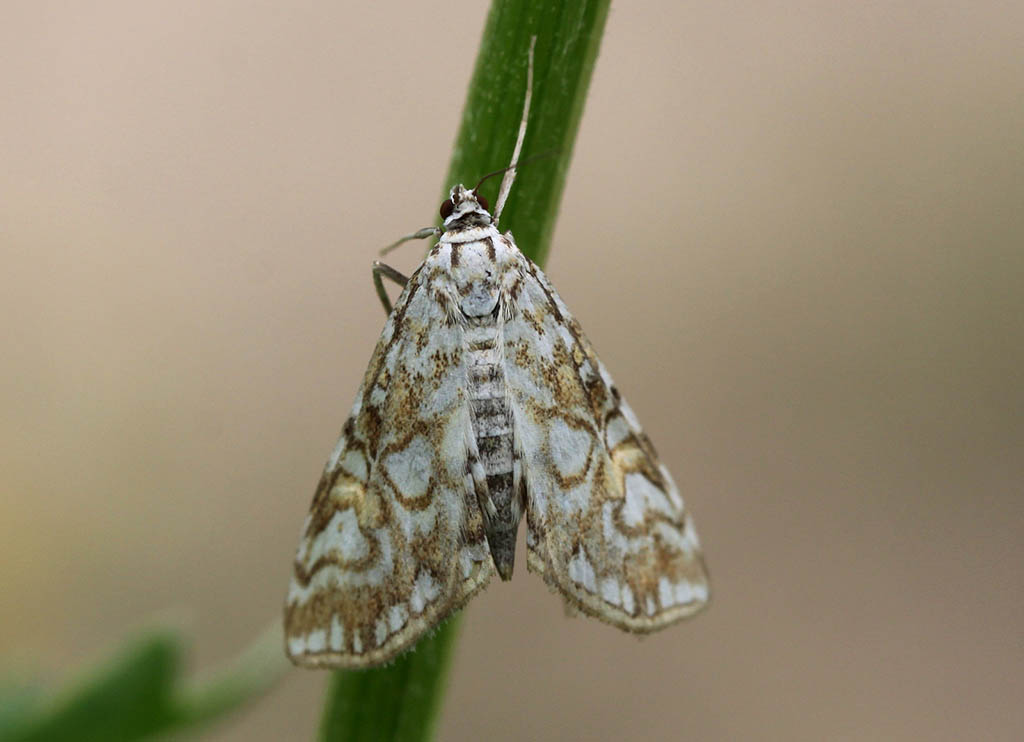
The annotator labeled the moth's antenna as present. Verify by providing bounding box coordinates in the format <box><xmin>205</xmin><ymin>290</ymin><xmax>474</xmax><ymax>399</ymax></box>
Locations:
<box><xmin>473</xmin><ymin>166</ymin><xmax>513</xmax><ymax>194</ymax></box>
<box><xmin>493</xmin><ymin>35</ymin><xmax>536</xmax><ymax>225</ymax></box>
<box><xmin>473</xmin><ymin>149</ymin><xmax>558</xmax><ymax>194</ymax></box>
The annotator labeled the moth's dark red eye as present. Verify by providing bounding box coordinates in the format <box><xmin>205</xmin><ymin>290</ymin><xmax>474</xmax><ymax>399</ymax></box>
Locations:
<box><xmin>440</xmin><ymin>199</ymin><xmax>455</xmax><ymax>219</ymax></box>
<box><xmin>476</xmin><ymin>193</ymin><xmax>490</xmax><ymax>212</ymax></box>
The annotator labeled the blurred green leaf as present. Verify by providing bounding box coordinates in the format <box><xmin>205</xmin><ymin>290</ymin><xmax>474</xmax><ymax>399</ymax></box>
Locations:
<box><xmin>6</xmin><ymin>631</ymin><xmax>182</xmax><ymax>742</ymax></box>
<box><xmin>318</xmin><ymin>0</ymin><xmax>611</xmax><ymax>740</ymax></box>
<box><xmin>3</xmin><ymin>623</ymin><xmax>286</xmax><ymax>742</ymax></box>
<box><xmin>171</xmin><ymin>621</ymin><xmax>287</xmax><ymax>733</ymax></box>
<box><xmin>0</xmin><ymin>682</ymin><xmax>43</xmax><ymax>739</ymax></box>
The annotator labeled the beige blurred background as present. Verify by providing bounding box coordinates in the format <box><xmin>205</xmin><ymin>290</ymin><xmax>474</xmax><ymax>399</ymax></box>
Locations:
<box><xmin>3</xmin><ymin>1</ymin><xmax>1023</xmax><ymax>740</ymax></box>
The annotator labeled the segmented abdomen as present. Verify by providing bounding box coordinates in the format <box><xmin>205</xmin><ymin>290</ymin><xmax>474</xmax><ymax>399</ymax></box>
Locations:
<box><xmin>464</xmin><ymin>322</ymin><xmax>517</xmax><ymax>578</ymax></box>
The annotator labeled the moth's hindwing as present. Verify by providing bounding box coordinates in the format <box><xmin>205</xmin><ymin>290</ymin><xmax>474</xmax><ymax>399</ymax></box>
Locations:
<box><xmin>284</xmin><ymin>255</ymin><xmax>494</xmax><ymax>668</ymax></box>
<box><xmin>503</xmin><ymin>249</ymin><xmax>710</xmax><ymax>631</ymax></box>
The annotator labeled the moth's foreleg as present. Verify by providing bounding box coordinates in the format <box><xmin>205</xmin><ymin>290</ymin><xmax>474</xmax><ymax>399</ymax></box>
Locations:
<box><xmin>379</xmin><ymin>227</ymin><xmax>441</xmax><ymax>256</ymax></box>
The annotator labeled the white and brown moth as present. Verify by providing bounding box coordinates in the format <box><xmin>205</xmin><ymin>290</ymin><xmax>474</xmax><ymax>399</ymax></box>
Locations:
<box><xmin>285</xmin><ymin>43</ymin><xmax>708</xmax><ymax>668</ymax></box>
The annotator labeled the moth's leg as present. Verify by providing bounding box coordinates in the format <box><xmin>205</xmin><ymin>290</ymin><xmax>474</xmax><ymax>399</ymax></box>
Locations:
<box><xmin>374</xmin><ymin>225</ymin><xmax>440</xmax><ymax>313</ymax></box>
<box><xmin>372</xmin><ymin>260</ymin><xmax>409</xmax><ymax>315</ymax></box>
<box><xmin>379</xmin><ymin>227</ymin><xmax>441</xmax><ymax>256</ymax></box>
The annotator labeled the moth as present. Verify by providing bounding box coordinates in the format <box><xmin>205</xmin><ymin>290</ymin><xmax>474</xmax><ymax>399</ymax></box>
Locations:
<box><xmin>285</xmin><ymin>42</ymin><xmax>709</xmax><ymax>668</ymax></box>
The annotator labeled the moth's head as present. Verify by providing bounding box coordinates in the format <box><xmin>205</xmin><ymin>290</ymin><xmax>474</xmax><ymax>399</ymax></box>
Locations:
<box><xmin>439</xmin><ymin>184</ymin><xmax>492</xmax><ymax>226</ymax></box>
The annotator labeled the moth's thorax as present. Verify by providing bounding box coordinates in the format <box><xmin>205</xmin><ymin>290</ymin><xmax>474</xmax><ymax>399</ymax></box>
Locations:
<box><xmin>439</xmin><ymin>223</ymin><xmax>500</xmax><ymax>245</ymax></box>
<box><xmin>438</xmin><ymin>227</ymin><xmax>517</xmax><ymax>319</ymax></box>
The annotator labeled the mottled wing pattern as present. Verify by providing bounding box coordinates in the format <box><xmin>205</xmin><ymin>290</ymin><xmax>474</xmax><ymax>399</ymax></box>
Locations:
<box><xmin>503</xmin><ymin>250</ymin><xmax>709</xmax><ymax>631</ymax></box>
<box><xmin>285</xmin><ymin>253</ymin><xmax>494</xmax><ymax>668</ymax></box>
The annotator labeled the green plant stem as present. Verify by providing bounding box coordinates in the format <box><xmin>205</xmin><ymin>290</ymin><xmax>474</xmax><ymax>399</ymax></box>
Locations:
<box><xmin>318</xmin><ymin>615</ymin><xmax>462</xmax><ymax>742</ymax></box>
<box><xmin>445</xmin><ymin>0</ymin><xmax>613</xmax><ymax>265</ymax></box>
<box><xmin>318</xmin><ymin>1</ymin><xmax>611</xmax><ymax>740</ymax></box>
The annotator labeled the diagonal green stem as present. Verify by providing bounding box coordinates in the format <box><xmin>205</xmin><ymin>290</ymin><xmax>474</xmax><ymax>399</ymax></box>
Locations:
<box><xmin>318</xmin><ymin>615</ymin><xmax>463</xmax><ymax>742</ymax></box>
<box><xmin>319</xmin><ymin>1</ymin><xmax>611</xmax><ymax>740</ymax></box>
<box><xmin>444</xmin><ymin>0</ymin><xmax>612</xmax><ymax>265</ymax></box>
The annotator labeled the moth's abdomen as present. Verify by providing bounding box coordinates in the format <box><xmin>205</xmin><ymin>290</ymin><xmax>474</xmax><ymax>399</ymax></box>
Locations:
<box><xmin>465</xmin><ymin>322</ymin><xmax>519</xmax><ymax>580</ymax></box>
